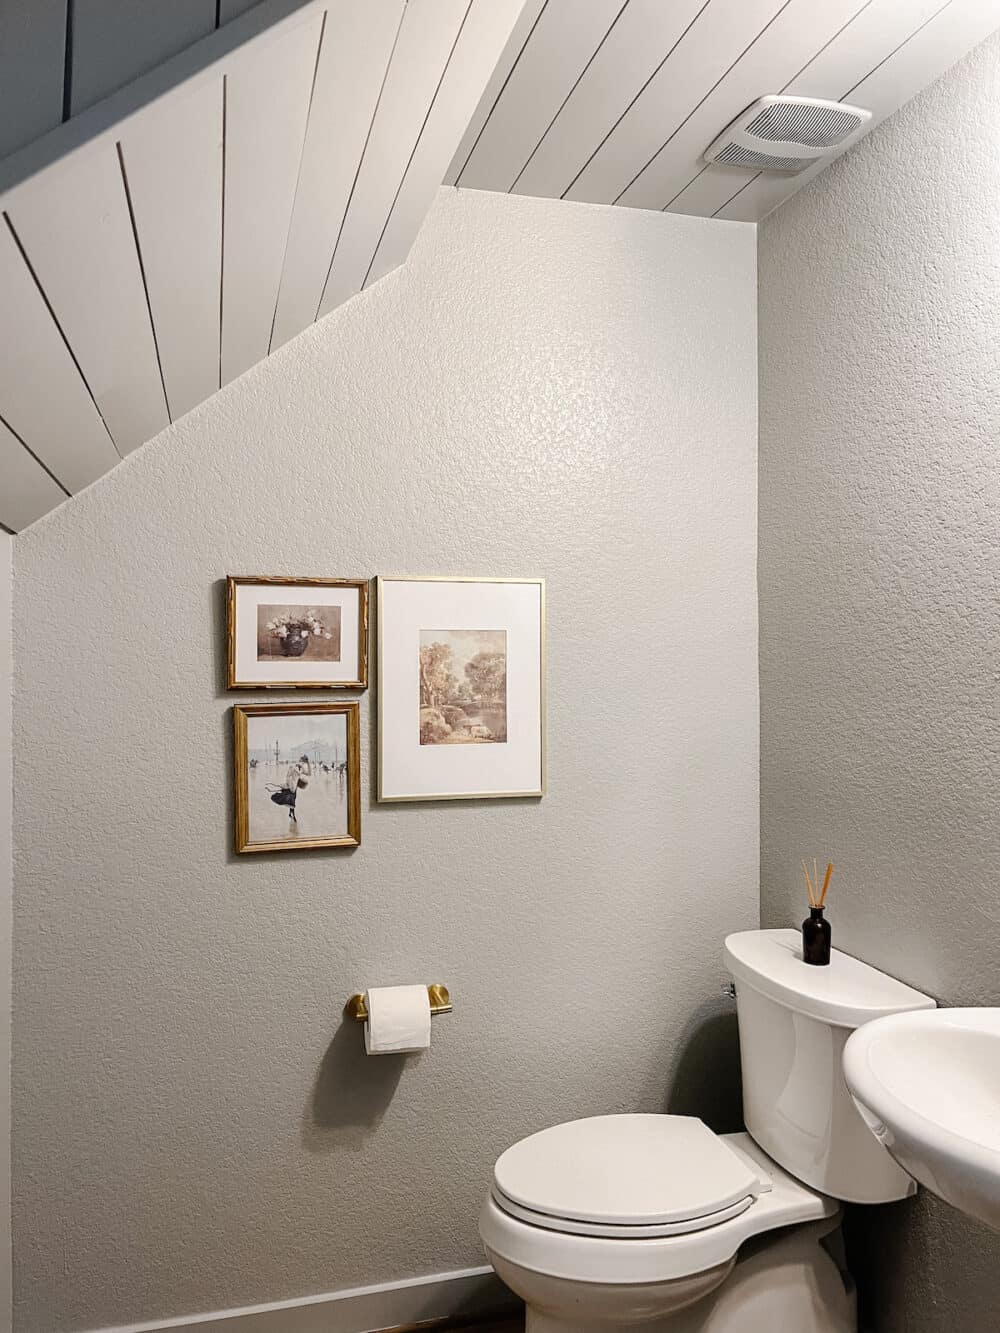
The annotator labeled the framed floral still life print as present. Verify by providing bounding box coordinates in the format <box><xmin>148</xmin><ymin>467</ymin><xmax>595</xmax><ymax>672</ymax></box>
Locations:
<box><xmin>377</xmin><ymin>576</ymin><xmax>545</xmax><ymax>803</ymax></box>
<box><xmin>226</xmin><ymin>576</ymin><xmax>368</xmax><ymax>689</ymax></box>
<box><xmin>233</xmin><ymin>702</ymin><xmax>361</xmax><ymax>853</ymax></box>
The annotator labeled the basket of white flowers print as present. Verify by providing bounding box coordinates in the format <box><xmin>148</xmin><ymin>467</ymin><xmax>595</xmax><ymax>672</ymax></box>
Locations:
<box><xmin>264</xmin><ymin>610</ymin><xmax>335</xmax><ymax>658</ymax></box>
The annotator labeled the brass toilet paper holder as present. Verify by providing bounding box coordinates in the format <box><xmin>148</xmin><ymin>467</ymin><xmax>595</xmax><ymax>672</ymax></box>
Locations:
<box><xmin>346</xmin><ymin>983</ymin><xmax>452</xmax><ymax>1022</ymax></box>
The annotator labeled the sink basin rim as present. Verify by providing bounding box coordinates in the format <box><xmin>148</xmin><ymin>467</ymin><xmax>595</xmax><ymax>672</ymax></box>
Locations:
<box><xmin>843</xmin><ymin>1008</ymin><xmax>1000</xmax><ymax>1177</ymax></box>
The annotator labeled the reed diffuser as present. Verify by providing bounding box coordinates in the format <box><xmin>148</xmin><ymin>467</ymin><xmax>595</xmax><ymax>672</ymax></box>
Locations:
<box><xmin>801</xmin><ymin>859</ymin><xmax>833</xmax><ymax>966</ymax></box>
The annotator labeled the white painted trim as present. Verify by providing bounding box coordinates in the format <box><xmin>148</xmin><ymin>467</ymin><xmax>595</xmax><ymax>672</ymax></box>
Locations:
<box><xmin>81</xmin><ymin>1266</ymin><xmax>516</xmax><ymax>1333</ymax></box>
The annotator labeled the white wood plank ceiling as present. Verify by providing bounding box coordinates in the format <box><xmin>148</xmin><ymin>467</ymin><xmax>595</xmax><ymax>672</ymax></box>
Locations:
<box><xmin>448</xmin><ymin>0</ymin><xmax>1000</xmax><ymax>221</ymax></box>
<box><xmin>3</xmin><ymin>0</ymin><xmax>1000</xmax><ymax>533</ymax></box>
<box><xmin>0</xmin><ymin>0</ymin><xmax>526</xmax><ymax>532</ymax></box>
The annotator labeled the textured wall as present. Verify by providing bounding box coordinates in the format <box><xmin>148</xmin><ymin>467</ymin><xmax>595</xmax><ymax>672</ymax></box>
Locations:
<box><xmin>12</xmin><ymin>188</ymin><xmax>758</xmax><ymax>1332</ymax></box>
<box><xmin>758</xmin><ymin>33</ymin><xmax>1000</xmax><ymax>1333</ymax></box>
<box><xmin>0</xmin><ymin>534</ymin><xmax>9</xmax><ymax>1333</ymax></box>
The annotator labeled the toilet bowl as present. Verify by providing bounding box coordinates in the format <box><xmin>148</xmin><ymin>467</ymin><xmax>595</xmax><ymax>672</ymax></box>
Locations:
<box><xmin>479</xmin><ymin>930</ymin><xmax>936</xmax><ymax>1332</ymax></box>
<box><xmin>480</xmin><ymin>1120</ymin><xmax>851</xmax><ymax>1332</ymax></box>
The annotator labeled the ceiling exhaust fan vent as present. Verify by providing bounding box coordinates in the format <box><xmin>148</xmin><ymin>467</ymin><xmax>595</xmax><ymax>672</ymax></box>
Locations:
<box><xmin>715</xmin><ymin>143</ymin><xmax>815</xmax><ymax>173</ymax></box>
<box><xmin>705</xmin><ymin>96</ymin><xmax>872</xmax><ymax>174</ymax></box>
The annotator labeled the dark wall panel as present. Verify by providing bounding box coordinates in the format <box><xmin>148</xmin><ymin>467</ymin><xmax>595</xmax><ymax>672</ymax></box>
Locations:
<box><xmin>69</xmin><ymin>0</ymin><xmax>216</xmax><ymax>114</ymax></box>
<box><xmin>0</xmin><ymin>0</ymin><xmax>67</xmax><ymax>158</ymax></box>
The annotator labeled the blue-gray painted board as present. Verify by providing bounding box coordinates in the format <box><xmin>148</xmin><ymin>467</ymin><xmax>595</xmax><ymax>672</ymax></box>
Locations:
<box><xmin>69</xmin><ymin>0</ymin><xmax>217</xmax><ymax>113</ymax></box>
<box><xmin>0</xmin><ymin>0</ymin><xmax>67</xmax><ymax>159</ymax></box>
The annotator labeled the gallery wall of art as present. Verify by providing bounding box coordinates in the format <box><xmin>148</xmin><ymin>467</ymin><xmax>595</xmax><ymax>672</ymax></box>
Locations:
<box><xmin>9</xmin><ymin>187</ymin><xmax>759</xmax><ymax>1332</ymax></box>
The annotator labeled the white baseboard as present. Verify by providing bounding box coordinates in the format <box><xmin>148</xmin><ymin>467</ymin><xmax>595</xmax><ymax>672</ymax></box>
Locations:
<box><xmin>84</xmin><ymin>1266</ymin><xmax>518</xmax><ymax>1333</ymax></box>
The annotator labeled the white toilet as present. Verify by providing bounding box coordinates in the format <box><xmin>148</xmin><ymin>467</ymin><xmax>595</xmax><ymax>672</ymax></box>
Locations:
<box><xmin>480</xmin><ymin>929</ymin><xmax>936</xmax><ymax>1332</ymax></box>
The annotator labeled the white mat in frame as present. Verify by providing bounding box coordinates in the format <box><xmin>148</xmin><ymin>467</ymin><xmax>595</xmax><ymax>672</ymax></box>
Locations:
<box><xmin>377</xmin><ymin>576</ymin><xmax>545</xmax><ymax>802</ymax></box>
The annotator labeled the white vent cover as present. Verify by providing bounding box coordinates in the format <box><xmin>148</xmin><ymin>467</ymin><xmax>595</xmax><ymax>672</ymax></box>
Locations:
<box><xmin>705</xmin><ymin>95</ymin><xmax>872</xmax><ymax>174</ymax></box>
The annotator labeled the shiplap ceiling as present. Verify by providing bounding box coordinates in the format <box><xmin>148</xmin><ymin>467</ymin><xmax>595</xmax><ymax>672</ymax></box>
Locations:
<box><xmin>448</xmin><ymin>0</ymin><xmax>1000</xmax><ymax>221</ymax></box>
<box><xmin>0</xmin><ymin>0</ymin><xmax>282</xmax><ymax>162</ymax></box>
<box><xmin>3</xmin><ymin>0</ymin><xmax>1000</xmax><ymax>532</ymax></box>
<box><xmin>0</xmin><ymin>0</ymin><xmax>526</xmax><ymax>532</ymax></box>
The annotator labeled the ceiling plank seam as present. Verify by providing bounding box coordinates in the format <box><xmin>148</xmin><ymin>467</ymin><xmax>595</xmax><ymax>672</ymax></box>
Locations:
<box><xmin>115</xmin><ymin>142</ymin><xmax>172</xmax><ymax>423</ymax></box>
<box><xmin>556</xmin><ymin>0</ymin><xmax>714</xmax><ymax>203</ymax></box>
<box><xmin>315</xmin><ymin>0</ymin><xmax>472</xmax><ymax>319</ymax></box>
<box><xmin>612</xmin><ymin>0</ymin><xmax>796</xmax><ymax>206</ymax></box>
<box><xmin>845</xmin><ymin>0</ymin><xmax>952</xmax><ymax>97</ymax></box>
<box><xmin>361</xmin><ymin>0</ymin><xmax>475</xmax><ymax>291</ymax></box>
<box><xmin>666</xmin><ymin>0</ymin><xmax>873</xmax><ymax>213</ymax></box>
<box><xmin>452</xmin><ymin>0</ymin><xmax>551</xmax><ymax>188</ymax></box>
<box><xmin>311</xmin><ymin>9</ymin><xmax>406</xmax><ymax>326</ymax></box>
<box><xmin>62</xmin><ymin>0</ymin><xmax>75</xmax><ymax>122</ymax></box>
<box><xmin>704</xmin><ymin>0</ymin><xmax>881</xmax><ymax>217</ymax></box>
<box><xmin>712</xmin><ymin>0</ymin><xmax>957</xmax><ymax>219</ymax></box>
<box><xmin>271</xmin><ymin>0</ymin><xmax>406</xmax><ymax>348</ymax></box>
<box><xmin>1</xmin><ymin>210</ymin><xmax>120</xmax><ymax>459</ymax></box>
<box><xmin>267</xmin><ymin>6</ymin><xmax>329</xmax><ymax>357</ymax></box>
<box><xmin>0</xmin><ymin>410</ymin><xmax>71</xmax><ymax>498</ymax></box>
<box><xmin>510</xmin><ymin>0</ymin><xmax>630</xmax><ymax>195</ymax></box>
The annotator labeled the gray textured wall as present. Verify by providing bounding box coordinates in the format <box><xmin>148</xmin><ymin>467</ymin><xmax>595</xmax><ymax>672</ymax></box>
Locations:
<box><xmin>12</xmin><ymin>188</ymin><xmax>758</xmax><ymax>1332</ymax></box>
<box><xmin>0</xmin><ymin>534</ymin><xmax>10</xmax><ymax>1333</ymax></box>
<box><xmin>758</xmin><ymin>33</ymin><xmax>1000</xmax><ymax>1333</ymax></box>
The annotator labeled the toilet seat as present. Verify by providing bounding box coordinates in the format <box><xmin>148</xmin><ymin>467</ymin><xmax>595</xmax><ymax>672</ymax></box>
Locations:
<box><xmin>481</xmin><ymin>1128</ymin><xmax>840</xmax><ymax>1286</ymax></box>
<box><xmin>490</xmin><ymin>1186</ymin><xmax>754</xmax><ymax>1238</ymax></box>
<box><xmin>491</xmin><ymin>1114</ymin><xmax>762</xmax><ymax>1239</ymax></box>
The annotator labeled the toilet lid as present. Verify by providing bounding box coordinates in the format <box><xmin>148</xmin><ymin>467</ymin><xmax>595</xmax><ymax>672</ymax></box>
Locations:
<box><xmin>492</xmin><ymin>1115</ymin><xmax>760</xmax><ymax>1230</ymax></box>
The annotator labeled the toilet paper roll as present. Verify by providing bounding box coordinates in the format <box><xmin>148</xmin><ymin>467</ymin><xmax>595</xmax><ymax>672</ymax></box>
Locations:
<box><xmin>364</xmin><ymin>985</ymin><xmax>432</xmax><ymax>1055</ymax></box>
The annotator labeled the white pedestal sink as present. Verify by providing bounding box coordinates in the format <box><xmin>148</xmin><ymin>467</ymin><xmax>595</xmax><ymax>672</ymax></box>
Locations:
<box><xmin>843</xmin><ymin>1008</ymin><xmax>1000</xmax><ymax>1231</ymax></box>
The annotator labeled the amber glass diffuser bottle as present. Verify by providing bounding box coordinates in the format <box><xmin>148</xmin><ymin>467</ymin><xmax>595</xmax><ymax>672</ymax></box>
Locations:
<box><xmin>802</xmin><ymin>905</ymin><xmax>831</xmax><ymax>966</ymax></box>
<box><xmin>801</xmin><ymin>860</ymin><xmax>834</xmax><ymax>966</ymax></box>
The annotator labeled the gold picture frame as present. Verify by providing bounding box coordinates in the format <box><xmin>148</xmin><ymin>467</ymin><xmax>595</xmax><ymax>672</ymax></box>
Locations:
<box><xmin>376</xmin><ymin>575</ymin><xmax>546</xmax><ymax>802</ymax></box>
<box><xmin>226</xmin><ymin>576</ymin><xmax>369</xmax><ymax>689</ymax></box>
<box><xmin>233</xmin><ymin>702</ymin><xmax>361</xmax><ymax>853</ymax></box>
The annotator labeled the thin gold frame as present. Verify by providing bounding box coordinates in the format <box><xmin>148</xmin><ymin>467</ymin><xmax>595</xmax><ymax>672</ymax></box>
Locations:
<box><xmin>233</xmin><ymin>702</ymin><xmax>362</xmax><ymax>852</ymax></box>
<box><xmin>226</xmin><ymin>575</ymin><xmax>369</xmax><ymax>689</ymax></box>
<box><xmin>376</xmin><ymin>575</ymin><xmax>546</xmax><ymax>803</ymax></box>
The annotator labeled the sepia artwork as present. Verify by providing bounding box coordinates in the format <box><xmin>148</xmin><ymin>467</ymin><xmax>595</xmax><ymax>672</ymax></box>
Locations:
<box><xmin>233</xmin><ymin>702</ymin><xmax>361</xmax><ymax>852</ymax></box>
<box><xmin>377</xmin><ymin>576</ymin><xmax>545</xmax><ymax>802</ymax></box>
<box><xmin>226</xmin><ymin>576</ymin><xmax>368</xmax><ymax>689</ymax></box>
<box><xmin>256</xmin><ymin>604</ymin><xmax>342</xmax><ymax>661</ymax></box>
<box><xmin>419</xmin><ymin>629</ymin><xmax>507</xmax><ymax>745</ymax></box>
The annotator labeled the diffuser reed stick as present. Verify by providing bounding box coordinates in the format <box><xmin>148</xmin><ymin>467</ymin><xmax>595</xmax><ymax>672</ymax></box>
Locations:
<box><xmin>819</xmin><ymin>861</ymin><xmax>834</xmax><ymax>906</ymax></box>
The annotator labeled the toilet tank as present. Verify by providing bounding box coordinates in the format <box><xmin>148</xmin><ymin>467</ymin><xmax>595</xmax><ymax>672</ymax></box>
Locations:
<box><xmin>724</xmin><ymin>929</ymin><xmax>935</xmax><ymax>1204</ymax></box>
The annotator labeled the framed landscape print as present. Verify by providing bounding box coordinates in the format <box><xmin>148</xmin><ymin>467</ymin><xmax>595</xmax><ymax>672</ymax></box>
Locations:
<box><xmin>233</xmin><ymin>702</ymin><xmax>361</xmax><ymax>853</ymax></box>
<box><xmin>227</xmin><ymin>576</ymin><xmax>368</xmax><ymax>689</ymax></box>
<box><xmin>377</xmin><ymin>576</ymin><xmax>545</xmax><ymax>802</ymax></box>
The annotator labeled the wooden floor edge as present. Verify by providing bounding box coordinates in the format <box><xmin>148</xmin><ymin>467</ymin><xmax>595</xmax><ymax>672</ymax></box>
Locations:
<box><xmin>374</xmin><ymin>1311</ymin><xmax>523</xmax><ymax>1333</ymax></box>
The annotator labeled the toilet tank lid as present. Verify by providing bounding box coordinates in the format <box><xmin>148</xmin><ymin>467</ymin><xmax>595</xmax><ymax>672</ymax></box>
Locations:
<box><xmin>724</xmin><ymin>930</ymin><xmax>936</xmax><ymax>1028</ymax></box>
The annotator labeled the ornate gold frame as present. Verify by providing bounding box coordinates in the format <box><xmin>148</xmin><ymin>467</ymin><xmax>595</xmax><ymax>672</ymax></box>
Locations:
<box><xmin>226</xmin><ymin>575</ymin><xmax>369</xmax><ymax>689</ymax></box>
<box><xmin>376</xmin><ymin>575</ymin><xmax>546</xmax><ymax>803</ymax></box>
<box><xmin>233</xmin><ymin>702</ymin><xmax>361</xmax><ymax>853</ymax></box>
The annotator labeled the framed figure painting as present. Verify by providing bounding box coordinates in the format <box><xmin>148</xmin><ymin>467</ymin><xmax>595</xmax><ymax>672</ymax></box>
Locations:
<box><xmin>233</xmin><ymin>702</ymin><xmax>361</xmax><ymax>852</ymax></box>
<box><xmin>377</xmin><ymin>576</ymin><xmax>545</xmax><ymax>802</ymax></box>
